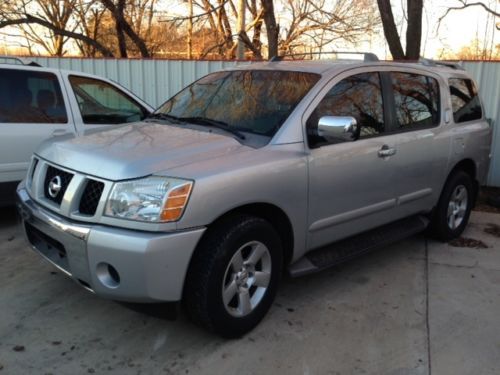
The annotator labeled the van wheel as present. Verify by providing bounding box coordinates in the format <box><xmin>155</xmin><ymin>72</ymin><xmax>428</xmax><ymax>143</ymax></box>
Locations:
<box><xmin>183</xmin><ymin>215</ymin><xmax>282</xmax><ymax>338</ymax></box>
<box><xmin>430</xmin><ymin>171</ymin><xmax>473</xmax><ymax>241</ymax></box>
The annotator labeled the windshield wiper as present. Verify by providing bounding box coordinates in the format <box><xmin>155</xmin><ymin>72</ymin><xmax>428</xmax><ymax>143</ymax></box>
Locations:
<box><xmin>146</xmin><ymin>113</ymin><xmax>183</xmax><ymax>123</ymax></box>
<box><xmin>179</xmin><ymin>116</ymin><xmax>246</xmax><ymax>140</ymax></box>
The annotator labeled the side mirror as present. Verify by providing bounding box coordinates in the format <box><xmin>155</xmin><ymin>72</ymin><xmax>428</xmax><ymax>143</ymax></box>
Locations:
<box><xmin>317</xmin><ymin>116</ymin><xmax>358</xmax><ymax>142</ymax></box>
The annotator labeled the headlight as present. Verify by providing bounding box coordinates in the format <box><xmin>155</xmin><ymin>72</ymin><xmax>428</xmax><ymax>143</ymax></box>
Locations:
<box><xmin>104</xmin><ymin>176</ymin><xmax>193</xmax><ymax>222</ymax></box>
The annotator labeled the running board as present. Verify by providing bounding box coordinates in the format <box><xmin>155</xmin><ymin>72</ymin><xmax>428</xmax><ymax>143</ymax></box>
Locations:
<box><xmin>288</xmin><ymin>215</ymin><xmax>429</xmax><ymax>277</ymax></box>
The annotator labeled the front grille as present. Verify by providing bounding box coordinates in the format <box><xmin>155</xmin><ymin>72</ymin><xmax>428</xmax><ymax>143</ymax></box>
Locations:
<box><xmin>79</xmin><ymin>179</ymin><xmax>105</xmax><ymax>215</ymax></box>
<box><xmin>43</xmin><ymin>166</ymin><xmax>73</xmax><ymax>204</ymax></box>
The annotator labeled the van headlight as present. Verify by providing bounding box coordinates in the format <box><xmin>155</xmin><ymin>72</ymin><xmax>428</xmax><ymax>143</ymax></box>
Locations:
<box><xmin>104</xmin><ymin>176</ymin><xmax>193</xmax><ymax>222</ymax></box>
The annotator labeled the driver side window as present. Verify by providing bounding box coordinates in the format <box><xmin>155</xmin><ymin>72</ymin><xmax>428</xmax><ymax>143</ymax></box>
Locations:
<box><xmin>307</xmin><ymin>72</ymin><xmax>385</xmax><ymax>147</ymax></box>
<box><xmin>69</xmin><ymin>75</ymin><xmax>147</xmax><ymax>125</ymax></box>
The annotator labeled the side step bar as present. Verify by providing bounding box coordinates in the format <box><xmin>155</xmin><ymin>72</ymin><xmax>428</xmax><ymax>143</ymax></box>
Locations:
<box><xmin>289</xmin><ymin>215</ymin><xmax>429</xmax><ymax>277</ymax></box>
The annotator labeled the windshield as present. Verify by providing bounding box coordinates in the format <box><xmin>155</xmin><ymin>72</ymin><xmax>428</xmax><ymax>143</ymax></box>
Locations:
<box><xmin>156</xmin><ymin>70</ymin><xmax>320</xmax><ymax>137</ymax></box>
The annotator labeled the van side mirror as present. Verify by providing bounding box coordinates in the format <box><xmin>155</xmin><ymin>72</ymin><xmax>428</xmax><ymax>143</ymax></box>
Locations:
<box><xmin>318</xmin><ymin>116</ymin><xmax>358</xmax><ymax>142</ymax></box>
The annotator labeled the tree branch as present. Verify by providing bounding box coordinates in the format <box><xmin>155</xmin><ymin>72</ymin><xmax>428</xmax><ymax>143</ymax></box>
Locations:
<box><xmin>0</xmin><ymin>14</ymin><xmax>115</xmax><ymax>57</ymax></box>
<box><xmin>438</xmin><ymin>1</ymin><xmax>500</xmax><ymax>31</ymax></box>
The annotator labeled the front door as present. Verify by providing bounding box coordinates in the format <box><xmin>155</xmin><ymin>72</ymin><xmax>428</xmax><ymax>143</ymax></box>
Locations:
<box><xmin>63</xmin><ymin>74</ymin><xmax>151</xmax><ymax>135</ymax></box>
<box><xmin>306</xmin><ymin>70</ymin><xmax>398</xmax><ymax>250</ymax></box>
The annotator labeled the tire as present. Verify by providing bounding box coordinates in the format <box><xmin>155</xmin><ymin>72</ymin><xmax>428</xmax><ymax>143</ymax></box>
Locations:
<box><xmin>430</xmin><ymin>171</ymin><xmax>474</xmax><ymax>242</ymax></box>
<box><xmin>183</xmin><ymin>215</ymin><xmax>283</xmax><ymax>338</ymax></box>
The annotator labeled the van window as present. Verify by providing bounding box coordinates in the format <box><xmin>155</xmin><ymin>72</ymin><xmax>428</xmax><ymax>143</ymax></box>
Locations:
<box><xmin>449</xmin><ymin>78</ymin><xmax>482</xmax><ymax>123</ymax></box>
<box><xmin>391</xmin><ymin>72</ymin><xmax>440</xmax><ymax>129</ymax></box>
<box><xmin>0</xmin><ymin>69</ymin><xmax>68</xmax><ymax>124</ymax></box>
<box><xmin>69</xmin><ymin>76</ymin><xmax>147</xmax><ymax>124</ymax></box>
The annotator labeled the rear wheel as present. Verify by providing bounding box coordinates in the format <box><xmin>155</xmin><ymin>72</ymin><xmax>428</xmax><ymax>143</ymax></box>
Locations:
<box><xmin>430</xmin><ymin>171</ymin><xmax>473</xmax><ymax>241</ymax></box>
<box><xmin>183</xmin><ymin>215</ymin><xmax>282</xmax><ymax>338</ymax></box>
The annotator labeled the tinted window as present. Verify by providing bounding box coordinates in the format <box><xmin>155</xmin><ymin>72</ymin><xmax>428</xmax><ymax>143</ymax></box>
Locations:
<box><xmin>449</xmin><ymin>78</ymin><xmax>482</xmax><ymax>123</ymax></box>
<box><xmin>391</xmin><ymin>72</ymin><xmax>440</xmax><ymax>129</ymax></box>
<box><xmin>0</xmin><ymin>69</ymin><xmax>67</xmax><ymax>124</ymax></box>
<box><xmin>69</xmin><ymin>76</ymin><xmax>147</xmax><ymax>124</ymax></box>
<box><xmin>157</xmin><ymin>70</ymin><xmax>320</xmax><ymax>137</ymax></box>
<box><xmin>306</xmin><ymin>72</ymin><xmax>384</xmax><ymax>146</ymax></box>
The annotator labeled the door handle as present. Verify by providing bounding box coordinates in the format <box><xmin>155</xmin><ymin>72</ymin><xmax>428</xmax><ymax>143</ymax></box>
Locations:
<box><xmin>51</xmin><ymin>129</ymin><xmax>68</xmax><ymax>137</ymax></box>
<box><xmin>378</xmin><ymin>145</ymin><xmax>396</xmax><ymax>158</ymax></box>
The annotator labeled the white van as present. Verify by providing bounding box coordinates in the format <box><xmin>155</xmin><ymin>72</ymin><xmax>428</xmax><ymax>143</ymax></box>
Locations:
<box><xmin>0</xmin><ymin>57</ymin><xmax>154</xmax><ymax>206</ymax></box>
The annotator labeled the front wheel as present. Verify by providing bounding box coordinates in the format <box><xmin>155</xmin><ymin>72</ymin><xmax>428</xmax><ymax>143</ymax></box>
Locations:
<box><xmin>430</xmin><ymin>171</ymin><xmax>474</xmax><ymax>241</ymax></box>
<box><xmin>183</xmin><ymin>215</ymin><xmax>282</xmax><ymax>338</ymax></box>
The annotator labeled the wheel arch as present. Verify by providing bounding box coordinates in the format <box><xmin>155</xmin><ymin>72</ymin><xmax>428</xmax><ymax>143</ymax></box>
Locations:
<box><xmin>446</xmin><ymin>158</ymin><xmax>479</xmax><ymax>205</ymax></box>
<box><xmin>199</xmin><ymin>202</ymin><xmax>295</xmax><ymax>268</ymax></box>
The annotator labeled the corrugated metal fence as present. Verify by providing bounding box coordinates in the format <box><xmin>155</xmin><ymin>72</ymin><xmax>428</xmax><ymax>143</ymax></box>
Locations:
<box><xmin>462</xmin><ymin>62</ymin><xmax>500</xmax><ymax>187</ymax></box>
<box><xmin>31</xmin><ymin>57</ymin><xmax>500</xmax><ymax>186</ymax></box>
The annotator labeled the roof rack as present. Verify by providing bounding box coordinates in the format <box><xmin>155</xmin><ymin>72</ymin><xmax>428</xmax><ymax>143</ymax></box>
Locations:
<box><xmin>270</xmin><ymin>51</ymin><xmax>379</xmax><ymax>62</ymax></box>
<box><xmin>418</xmin><ymin>58</ymin><xmax>464</xmax><ymax>70</ymax></box>
<box><xmin>0</xmin><ymin>55</ymin><xmax>41</xmax><ymax>67</ymax></box>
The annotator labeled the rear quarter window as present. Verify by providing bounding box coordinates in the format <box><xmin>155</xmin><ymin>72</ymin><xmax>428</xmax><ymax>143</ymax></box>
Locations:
<box><xmin>449</xmin><ymin>78</ymin><xmax>482</xmax><ymax>123</ymax></box>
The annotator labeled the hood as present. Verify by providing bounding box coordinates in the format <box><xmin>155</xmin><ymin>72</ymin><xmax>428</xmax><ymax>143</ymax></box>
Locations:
<box><xmin>35</xmin><ymin>122</ymin><xmax>247</xmax><ymax>180</ymax></box>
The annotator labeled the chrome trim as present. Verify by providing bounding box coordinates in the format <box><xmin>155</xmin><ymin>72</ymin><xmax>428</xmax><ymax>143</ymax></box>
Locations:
<box><xmin>17</xmin><ymin>188</ymin><xmax>90</xmax><ymax>241</ymax></box>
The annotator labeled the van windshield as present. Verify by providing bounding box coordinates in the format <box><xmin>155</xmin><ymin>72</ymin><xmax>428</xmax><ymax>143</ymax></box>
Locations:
<box><xmin>155</xmin><ymin>70</ymin><xmax>320</xmax><ymax>137</ymax></box>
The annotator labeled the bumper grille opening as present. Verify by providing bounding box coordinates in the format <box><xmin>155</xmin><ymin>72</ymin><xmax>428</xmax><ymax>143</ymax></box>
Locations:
<box><xmin>44</xmin><ymin>166</ymin><xmax>73</xmax><ymax>205</ymax></box>
<box><xmin>79</xmin><ymin>179</ymin><xmax>105</xmax><ymax>215</ymax></box>
<box><xmin>25</xmin><ymin>222</ymin><xmax>69</xmax><ymax>271</ymax></box>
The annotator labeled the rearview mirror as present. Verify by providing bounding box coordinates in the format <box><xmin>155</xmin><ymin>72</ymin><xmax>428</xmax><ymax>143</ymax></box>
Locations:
<box><xmin>318</xmin><ymin>116</ymin><xmax>358</xmax><ymax>142</ymax></box>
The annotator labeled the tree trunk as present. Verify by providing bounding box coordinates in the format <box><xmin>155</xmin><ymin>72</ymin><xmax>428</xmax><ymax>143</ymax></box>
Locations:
<box><xmin>376</xmin><ymin>0</ymin><xmax>405</xmax><ymax>60</ymax></box>
<box><xmin>377</xmin><ymin>0</ymin><xmax>423</xmax><ymax>60</ymax></box>
<box><xmin>115</xmin><ymin>0</ymin><xmax>128</xmax><ymax>58</ymax></box>
<box><xmin>261</xmin><ymin>0</ymin><xmax>278</xmax><ymax>59</ymax></box>
<box><xmin>405</xmin><ymin>0</ymin><xmax>422</xmax><ymax>60</ymax></box>
<box><xmin>100</xmin><ymin>0</ymin><xmax>150</xmax><ymax>57</ymax></box>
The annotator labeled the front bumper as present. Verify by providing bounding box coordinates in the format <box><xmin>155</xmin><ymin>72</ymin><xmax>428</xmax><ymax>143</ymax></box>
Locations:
<box><xmin>16</xmin><ymin>187</ymin><xmax>206</xmax><ymax>302</ymax></box>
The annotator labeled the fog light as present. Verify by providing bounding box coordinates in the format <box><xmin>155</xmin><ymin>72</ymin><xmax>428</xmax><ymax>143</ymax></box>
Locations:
<box><xmin>96</xmin><ymin>262</ymin><xmax>120</xmax><ymax>288</ymax></box>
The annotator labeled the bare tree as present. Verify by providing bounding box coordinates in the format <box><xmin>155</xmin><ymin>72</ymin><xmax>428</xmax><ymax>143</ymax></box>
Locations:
<box><xmin>279</xmin><ymin>0</ymin><xmax>379</xmax><ymax>56</ymax></box>
<box><xmin>377</xmin><ymin>0</ymin><xmax>423</xmax><ymax>60</ymax></box>
<box><xmin>0</xmin><ymin>0</ymin><xmax>115</xmax><ymax>56</ymax></box>
<box><xmin>439</xmin><ymin>0</ymin><xmax>500</xmax><ymax>30</ymax></box>
<box><xmin>26</xmin><ymin>0</ymin><xmax>78</xmax><ymax>55</ymax></box>
<box><xmin>99</xmin><ymin>0</ymin><xmax>150</xmax><ymax>57</ymax></box>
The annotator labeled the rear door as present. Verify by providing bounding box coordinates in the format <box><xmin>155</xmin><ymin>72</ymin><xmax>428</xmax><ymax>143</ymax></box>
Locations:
<box><xmin>306</xmin><ymin>69</ymin><xmax>399</xmax><ymax>250</ymax></box>
<box><xmin>0</xmin><ymin>67</ymin><xmax>75</xmax><ymax>183</ymax></box>
<box><xmin>386</xmin><ymin>70</ymin><xmax>449</xmax><ymax>216</ymax></box>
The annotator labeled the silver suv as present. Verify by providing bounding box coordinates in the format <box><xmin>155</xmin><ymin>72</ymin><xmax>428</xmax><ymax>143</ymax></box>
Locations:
<box><xmin>17</xmin><ymin>54</ymin><xmax>492</xmax><ymax>337</ymax></box>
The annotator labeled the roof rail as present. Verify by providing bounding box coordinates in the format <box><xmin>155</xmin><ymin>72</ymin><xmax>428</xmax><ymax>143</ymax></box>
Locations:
<box><xmin>270</xmin><ymin>51</ymin><xmax>379</xmax><ymax>62</ymax></box>
<box><xmin>418</xmin><ymin>58</ymin><xmax>464</xmax><ymax>70</ymax></box>
<box><xmin>0</xmin><ymin>55</ymin><xmax>41</xmax><ymax>67</ymax></box>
